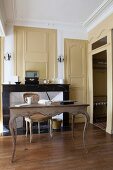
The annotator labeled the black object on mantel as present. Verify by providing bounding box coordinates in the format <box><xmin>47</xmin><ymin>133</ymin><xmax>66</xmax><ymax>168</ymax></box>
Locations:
<box><xmin>60</xmin><ymin>100</ymin><xmax>75</xmax><ymax>105</ymax></box>
<box><xmin>15</xmin><ymin>81</ymin><xmax>21</xmax><ymax>85</ymax></box>
<box><xmin>2</xmin><ymin>84</ymin><xmax>70</xmax><ymax>131</ymax></box>
<box><xmin>25</xmin><ymin>77</ymin><xmax>39</xmax><ymax>85</ymax></box>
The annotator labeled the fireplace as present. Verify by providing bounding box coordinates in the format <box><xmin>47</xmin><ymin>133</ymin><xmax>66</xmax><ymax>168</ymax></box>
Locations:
<box><xmin>2</xmin><ymin>84</ymin><xmax>69</xmax><ymax>134</ymax></box>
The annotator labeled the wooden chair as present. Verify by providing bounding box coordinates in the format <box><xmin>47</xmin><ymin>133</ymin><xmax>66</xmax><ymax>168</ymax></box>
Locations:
<box><xmin>23</xmin><ymin>93</ymin><xmax>52</xmax><ymax>143</ymax></box>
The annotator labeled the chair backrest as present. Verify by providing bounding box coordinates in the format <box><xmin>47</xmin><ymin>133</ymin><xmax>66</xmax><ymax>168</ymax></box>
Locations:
<box><xmin>23</xmin><ymin>93</ymin><xmax>39</xmax><ymax>104</ymax></box>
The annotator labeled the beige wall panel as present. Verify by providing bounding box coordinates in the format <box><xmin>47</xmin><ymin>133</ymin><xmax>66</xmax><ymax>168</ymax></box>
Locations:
<box><xmin>25</xmin><ymin>31</ymin><xmax>48</xmax><ymax>53</ymax></box>
<box><xmin>15</xmin><ymin>29</ymin><xmax>25</xmax><ymax>82</ymax></box>
<box><xmin>25</xmin><ymin>30</ymin><xmax>48</xmax><ymax>62</ymax></box>
<box><xmin>14</xmin><ymin>26</ymin><xmax>57</xmax><ymax>82</ymax></box>
<box><xmin>26</xmin><ymin>62</ymin><xmax>47</xmax><ymax>79</ymax></box>
<box><xmin>48</xmin><ymin>30</ymin><xmax>57</xmax><ymax>80</ymax></box>
<box><xmin>25</xmin><ymin>53</ymin><xmax>48</xmax><ymax>62</ymax></box>
<box><xmin>69</xmin><ymin>46</ymin><xmax>82</xmax><ymax>76</ymax></box>
<box><xmin>70</xmin><ymin>77</ymin><xmax>83</xmax><ymax>87</ymax></box>
<box><xmin>70</xmin><ymin>87</ymin><xmax>84</xmax><ymax>103</ymax></box>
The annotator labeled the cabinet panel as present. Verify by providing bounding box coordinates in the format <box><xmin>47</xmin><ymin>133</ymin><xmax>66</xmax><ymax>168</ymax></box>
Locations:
<box><xmin>25</xmin><ymin>53</ymin><xmax>48</xmax><ymax>62</ymax></box>
<box><xmin>15</xmin><ymin>29</ymin><xmax>25</xmax><ymax>82</ymax></box>
<box><xmin>26</xmin><ymin>31</ymin><xmax>48</xmax><ymax>53</ymax></box>
<box><xmin>69</xmin><ymin>46</ymin><xmax>82</xmax><ymax>76</ymax></box>
<box><xmin>70</xmin><ymin>77</ymin><xmax>84</xmax><ymax>87</ymax></box>
<box><xmin>26</xmin><ymin>62</ymin><xmax>47</xmax><ymax>79</ymax></box>
<box><xmin>25</xmin><ymin>30</ymin><xmax>48</xmax><ymax>62</ymax></box>
<box><xmin>14</xmin><ymin>26</ymin><xmax>57</xmax><ymax>82</ymax></box>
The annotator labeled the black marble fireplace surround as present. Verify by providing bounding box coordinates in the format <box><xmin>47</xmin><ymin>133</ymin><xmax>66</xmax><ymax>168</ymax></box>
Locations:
<box><xmin>2</xmin><ymin>84</ymin><xmax>70</xmax><ymax>133</ymax></box>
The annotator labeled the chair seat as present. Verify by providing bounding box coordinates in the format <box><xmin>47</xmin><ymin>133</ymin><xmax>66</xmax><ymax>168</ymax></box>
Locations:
<box><xmin>25</xmin><ymin>113</ymin><xmax>51</xmax><ymax>122</ymax></box>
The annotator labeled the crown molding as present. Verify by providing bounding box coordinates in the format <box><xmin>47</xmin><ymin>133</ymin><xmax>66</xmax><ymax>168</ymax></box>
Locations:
<box><xmin>0</xmin><ymin>0</ymin><xmax>7</xmax><ymax>24</ymax></box>
<box><xmin>6</xmin><ymin>0</ymin><xmax>86</xmax><ymax>32</ymax></box>
<box><xmin>0</xmin><ymin>0</ymin><xmax>6</xmax><ymax>35</ymax></box>
<box><xmin>12</xmin><ymin>18</ymin><xmax>85</xmax><ymax>32</ymax></box>
<box><xmin>83</xmin><ymin>0</ymin><xmax>113</xmax><ymax>32</ymax></box>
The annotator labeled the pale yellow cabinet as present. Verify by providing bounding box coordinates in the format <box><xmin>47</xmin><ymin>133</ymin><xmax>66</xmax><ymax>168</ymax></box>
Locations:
<box><xmin>14</xmin><ymin>26</ymin><xmax>57</xmax><ymax>83</ymax></box>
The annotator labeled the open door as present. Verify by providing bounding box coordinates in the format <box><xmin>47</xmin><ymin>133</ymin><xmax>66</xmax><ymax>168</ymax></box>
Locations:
<box><xmin>93</xmin><ymin>50</ymin><xmax>107</xmax><ymax>130</ymax></box>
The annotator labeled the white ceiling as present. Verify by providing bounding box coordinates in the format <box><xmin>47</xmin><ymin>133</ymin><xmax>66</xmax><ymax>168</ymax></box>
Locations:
<box><xmin>1</xmin><ymin>0</ymin><xmax>113</xmax><ymax>31</ymax></box>
<box><xmin>3</xmin><ymin>0</ymin><xmax>104</xmax><ymax>24</ymax></box>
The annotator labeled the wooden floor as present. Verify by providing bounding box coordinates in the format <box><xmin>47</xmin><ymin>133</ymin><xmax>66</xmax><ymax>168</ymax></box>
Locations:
<box><xmin>1</xmin><ymin>124</ymin><xmax>113</xmax><ymax>170</ymax></box>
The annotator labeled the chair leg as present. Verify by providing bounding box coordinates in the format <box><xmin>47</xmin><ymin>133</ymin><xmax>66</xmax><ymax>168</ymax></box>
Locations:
<box><xmin>49</xmin><ymin>119</ymin><xmax>53</xmax><ymax>138</ymax></box>
<box><xmin>38</xmin><ymin>122</ymin><xmax>40</xmax><ymax>134</ymax></box>
<box><xmin>29</xmin><ymin>122</ymin><xmax>32</xmax><ymax>143</ymax></box>
<box><xmin>25</xmin><ymin>120</ymin><xmax>28</xmax><ymax>137</ymax></box>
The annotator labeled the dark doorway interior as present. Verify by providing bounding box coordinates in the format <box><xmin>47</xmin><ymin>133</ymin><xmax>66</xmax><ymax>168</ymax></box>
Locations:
<box><xmin>93</xmin><ymin>50</ymin><xmax>107</xmax><ymax>130</ymax></box>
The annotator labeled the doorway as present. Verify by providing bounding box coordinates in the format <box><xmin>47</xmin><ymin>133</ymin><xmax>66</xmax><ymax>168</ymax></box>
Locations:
<box><xmin>93</xmin><ymin>50</ymin><xmax>107</xmax><ymax>130</ymax></box>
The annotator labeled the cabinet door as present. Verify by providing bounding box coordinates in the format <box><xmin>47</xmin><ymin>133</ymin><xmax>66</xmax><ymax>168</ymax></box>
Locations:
<box><xmin>64</xmin><ymin>39</ymin><xmax>87</xmax><ymax>122</ymax></box>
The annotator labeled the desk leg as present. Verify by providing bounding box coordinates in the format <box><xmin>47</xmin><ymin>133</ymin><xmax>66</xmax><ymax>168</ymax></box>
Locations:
<box><xmin>9</xmin><ymin>118</ymin><xmax>17</xmax><ymax>163</ymax></box>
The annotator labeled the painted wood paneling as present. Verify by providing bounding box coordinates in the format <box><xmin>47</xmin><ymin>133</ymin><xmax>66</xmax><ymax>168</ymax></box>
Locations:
<box><xmin>14</xmin><ymin>26</ymin><xmax>57</xmax><ymax>83</ymax></box>
<box><xmin>64</xmin><ymin>39</ymin><xmax>87</xmax><ymax>122</ymax></box>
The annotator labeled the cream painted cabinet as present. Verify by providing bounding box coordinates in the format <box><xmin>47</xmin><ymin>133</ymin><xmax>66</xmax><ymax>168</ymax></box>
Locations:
<box><xmin>64</xmin><ymin>39</ymin><xmax>87</xmax><ymax>122</ymax></box>
<box><xmin>14</xmin><ymin>26</ymin><xmax>57</xmax><ymax>83</ymax></box>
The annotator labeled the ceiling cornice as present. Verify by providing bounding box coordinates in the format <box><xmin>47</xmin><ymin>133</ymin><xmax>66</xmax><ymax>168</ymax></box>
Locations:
<box><xmin>83</xmin><ymin>0</ymin><xmax>113</xmax><ymax>32</ymax></box>
<box><xmin>12</xmin><ymin>19</ymin><xmax>85</xmax><ymax>32</ymax></box>
<box><xmin>12</xmin><ymin>0</ymin><xmax>15</xmax><ymax>24</ymax></box>
<box><xmin>0</xmin><ymin>0</ymin><xmax>6</xmax><ymax>35</ymax></box>
<box><xmin>0</xmin><ymin>0</ymin><xmax>7</xmax><ymax>23</ymax></box>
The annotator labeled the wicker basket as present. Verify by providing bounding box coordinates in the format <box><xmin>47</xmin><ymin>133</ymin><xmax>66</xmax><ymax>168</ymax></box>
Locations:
<box><xmin>52</xmin><ymin>119</ymin><xmax>62</xmax><ymax>129</ymax></box>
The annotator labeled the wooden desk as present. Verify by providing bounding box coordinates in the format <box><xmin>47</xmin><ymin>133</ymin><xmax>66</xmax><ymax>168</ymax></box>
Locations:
<box><xmin>9</xmin><ymin>102</ymin><xmax>90</xmax><ymax>162</ymax></box>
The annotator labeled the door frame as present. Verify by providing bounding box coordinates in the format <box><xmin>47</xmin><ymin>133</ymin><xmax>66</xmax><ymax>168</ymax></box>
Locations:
<box><xmin>88</xmin><ymin>31</ymin><xmax>113</xmax><ymax>134</ymax></box>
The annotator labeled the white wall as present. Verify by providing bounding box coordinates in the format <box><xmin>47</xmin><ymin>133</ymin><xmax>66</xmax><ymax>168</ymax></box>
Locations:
<box><xmin>4</xmin><ymin>24</ymin><xmax>14</xmax><ymax>84</ymax></box>
<box><xmin>3</xmin><ymin>24</ymin><xmax>88</xmax><ymax>83</ymax></box>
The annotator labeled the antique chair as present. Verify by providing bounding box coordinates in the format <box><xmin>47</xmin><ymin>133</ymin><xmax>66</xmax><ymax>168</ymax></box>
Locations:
<box><xmin>23</xmin><ymin>92</ymin><xmax>52</xmax><ymax>143</ymax></box>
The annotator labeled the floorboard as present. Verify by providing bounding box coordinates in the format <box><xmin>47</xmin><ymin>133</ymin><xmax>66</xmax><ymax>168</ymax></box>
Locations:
<box><xmin>0</xmin><ymin>124</ymin><xmax>113</xmax><ymax>170</ymax></box>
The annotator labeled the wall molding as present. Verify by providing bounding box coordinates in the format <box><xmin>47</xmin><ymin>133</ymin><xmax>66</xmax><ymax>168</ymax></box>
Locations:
<box><xmin>6</xmin><ymin>0</ymin><xmax>85</xmax><ymax>33</ymax></box>
<box><xmin>0</xmin><ymin>0</ymin><xmax>6</xmax><ymax>35</ymax></box>
<box><xmin>9</xmin><ymin>19</ymin><xmax>84</xmax><ymax>32</ymax></box>
<box><xmin>2</xmin><ymin>0</ymin><xmax>113</xmax><ymax>34</ymax></box>
<box><xmin>83</xmin><ymin>0</ymin><xmax>113</xmax><ymax>32</ymax></box>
